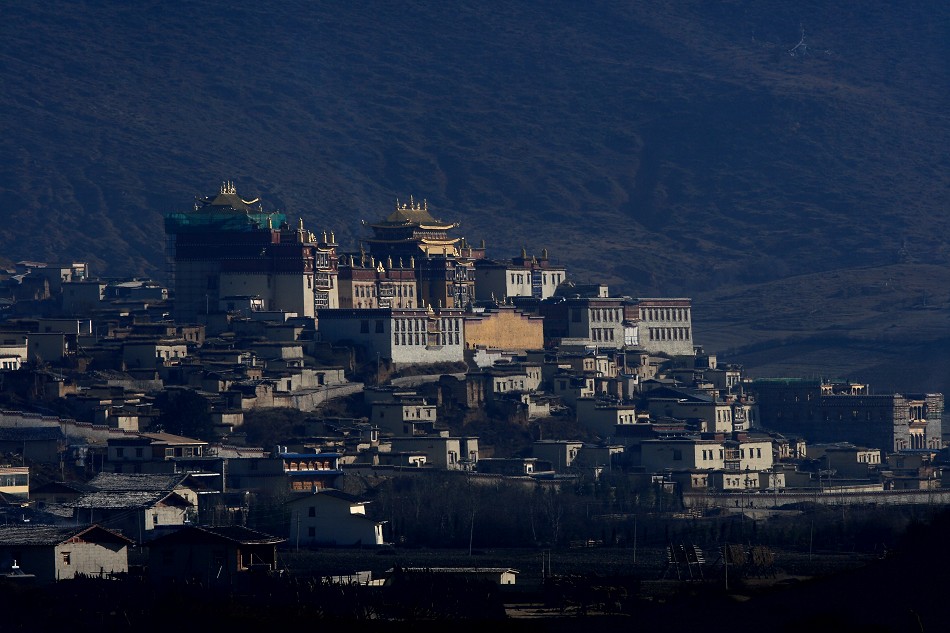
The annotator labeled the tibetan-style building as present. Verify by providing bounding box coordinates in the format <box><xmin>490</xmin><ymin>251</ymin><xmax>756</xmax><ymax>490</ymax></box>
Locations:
<box><xmin>363</xmin><ymin>198</ymin><xmax>482</xmax><ymax>309</ymax></box>
<box><xmin>165</xmin><ymin>182</ymin><xmax>328</xmax><ymax>321</ymax></box>
<box><xmin>338</xmin><ymin>253</ymin><xmax>418</xmax><ymax>309</ymax></box>
<box><xmin>365</xmin><ymin>197</ymin><xmax>462</xmax><ymax>259</ymax></box>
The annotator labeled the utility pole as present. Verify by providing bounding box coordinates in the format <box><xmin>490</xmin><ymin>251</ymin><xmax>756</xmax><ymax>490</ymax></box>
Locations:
<box><xmin>468</xmin><ymin>508</ymin><xmax>476</xmax><ymax>556</ymax></box>
<box><xmin>809</xmin><ymin>520</ymin><xmax>814</xmax><ymax>561</ymax></box>
<box><xmin>633</xmin><ymin>514</ymin><xmax>638</xmax><ymax>564</ymax></box>
<box><xmin>724</xmin><ymin>544</ymin><xmax>729</xmax><ymax>590</ymax></box>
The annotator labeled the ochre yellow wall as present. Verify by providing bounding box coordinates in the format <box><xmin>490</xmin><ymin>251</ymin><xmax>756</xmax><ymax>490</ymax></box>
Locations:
<box><xmin>465</xmin><ymin>310</ymin><xmax>543</xmax><ymax>350</ymax></box>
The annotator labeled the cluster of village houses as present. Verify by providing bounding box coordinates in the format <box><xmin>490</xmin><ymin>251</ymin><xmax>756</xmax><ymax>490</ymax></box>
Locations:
<box><xmin>0</xmin><ymin>182</ymin><xmax>944</xmax><ymax>584</ymax></box>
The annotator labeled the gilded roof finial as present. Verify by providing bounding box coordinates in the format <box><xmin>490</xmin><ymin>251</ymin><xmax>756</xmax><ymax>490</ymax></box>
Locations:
<box><xmin>330</xmin><ymin>231</ymin><xmax>335</xmax><ymax>244</ymax></box>
<box><xmin>322</xmin><ymin>230</ymin><xmax>328</xmax><ymax>243</ymax></box>
<box><xmin>542</xmin><ymin>248</ymin><xmax>549</xmax><ymax>259</ymax></box>
<box><xmin>409</xmin><ymin>256</ymin><xmax>415</xmax><ymax>268</ymax></box>
<box><xmin>521</xmin><ymin>246</ymin><xmax>527</xmax><ymax>259</ymax></box>
<box><xmin>387</xmin><ymin>256</ymin><xmax>393</xmax><ymax>269</ymax></box>
<box><xmin>267</xmin><ymin>216</ymin><xmax>273</xmax><ymax>229</ymax></box>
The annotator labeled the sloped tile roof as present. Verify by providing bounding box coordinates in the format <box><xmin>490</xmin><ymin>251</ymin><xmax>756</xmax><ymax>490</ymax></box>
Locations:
<box><xmin>0</xmin><ymin>524</ymin><xmax>133</xmax><ymax>546</ymax></box>
<box><xmin>71</xmin><ymin>491</ymin><xmax>168</xmax><ymax>510</ymax></box>
<box><xmin>149</xmin><ymin>525</ymin><xmax>284</xmax><ymax>546</ymax></box>
<box><xmin>85</xmin><ymin>472</ymin><xmax>186</xmax><ymax>492</ymax></box>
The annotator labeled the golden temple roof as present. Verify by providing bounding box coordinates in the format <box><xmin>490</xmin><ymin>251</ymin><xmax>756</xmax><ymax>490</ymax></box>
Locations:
<box><xmin>197</xmin><ymin>181</ymin><xmax>261</xmax><ymax>213</ymax></box>
<box><xmin>376</xmin><ymin>196</ymin><xmax>457</xmax><ymax>229</ymax></box>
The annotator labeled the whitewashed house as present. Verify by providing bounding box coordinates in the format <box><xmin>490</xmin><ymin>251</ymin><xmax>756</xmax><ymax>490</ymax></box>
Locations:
<box><xmin>286</xmin><ymin>489</ymin><xmax>385</xmax><ymax>547</ymax></box>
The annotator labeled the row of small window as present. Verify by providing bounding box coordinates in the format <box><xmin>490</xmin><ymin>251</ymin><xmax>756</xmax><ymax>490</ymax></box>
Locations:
<box><xmin>641</xmin><ymin>308</ymin><xmax>690</xmax><ymax>322</ymax></box>
<box><xmin>355</xmin><ymin>284</ymin><xmax>414</xmax><ymax>298</ymax></box>
<box><xmin>590</xmin><ymin>328</ymin><xmax>615</xmax><ymax>342</ymax></box>
<box><xmin>394</xmin><ymin>332</ymin><xmax>460</xmax><ymax>346</ymax></box>
<box><xmin>590</xmin><ymin>308</ymin><xmax>622</xmax><ymax>322</ymax></box>
<box><xmin>898</xmin><ymin>436</ymin><xmax>935</xmax><ymax>450</ymax></box>
<box><xmin>509</xmin><ymin>273</ymin><xmax>563</xmax><ymax>285</ymax></box>
<box><xmin>395</xmin><ymin>333</ymin><xmax>425</xmax><ymax>346</ymax></box>
<box><xmin>699</xmin><ymin>448</ymin><xmax>763</xmax><ymax>460</ymax></box>
<box><xmin>647</xmin><ymin>327</ymin><xmax>690</xmax><ymax>341</ymax></box>
<box><xmin>440</xmin><ymin>319</ymin><xmax>462</xmax><ymax>331</ymax></box>
<box><xmin>395</xmin><ymin>319</ymin><xmax>429</xmax><ymax>332</ymax></box>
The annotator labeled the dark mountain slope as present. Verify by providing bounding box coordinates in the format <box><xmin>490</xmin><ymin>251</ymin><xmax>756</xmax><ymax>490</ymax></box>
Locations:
<box><xmin>0</xmin><ymin>0</ymin><xmax>950</xmax><ymax>390</ymax></box>
<box><xmin>0</xmin><ymin>1</ymin><xmax>946</xmax><ymax>299</ymax></box>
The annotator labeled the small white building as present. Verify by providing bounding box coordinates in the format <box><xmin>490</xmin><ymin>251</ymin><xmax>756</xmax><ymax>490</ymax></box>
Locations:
<box><xmin>286</xmin><ymin>489</ymin><xmax>385</xmax><ymax>547</ymax></box>
<box><xmin>646</xmin><ymin>394</ymin><xmax>740</xmax><ymax>433</ymax></box>
<box><xmin>0</xmin><ymin>524</ymin><xmax>133</xmax><ymax>583</ymax></box>
<box><xmin>532</xmin><ymin>440</ymin><xmax>583</xmax><ymax>472</ymax></box>
<box><xmin>633</xmin><ymin>298</ymin><xmax>695</xmax><ymax>357</ymax></box>
<box><xmin>317</xmin><ymin>307</ymin><xmax>466</xmax><ymax>367</ymax></box>
<box><xmin>388</xmin><ymin>436</ymin><xmax>479</xmax><ymax>470</ymax></box>
<box><xmin>122</xmin><ymin>339</ymin><xmax>188</xmax><ymax>370</ymax></box>
<box><xmin>575</xmin><ymin>398</ymin><xmax>640</xmax><ymax>437</ymax></box>
<box><xmin>639</xmin><ymin>435</ymin><xmax>774</xmax><ymax>473</ymax></box>
<box><xmin>371</xmin><ymin>399</ymin><xmax>438</xmax><ymax>436</ymax></box>
<box><xmin>472</xmin><ymin>253</ymin><xmax>566</xmax><ymax>301</ymax></box>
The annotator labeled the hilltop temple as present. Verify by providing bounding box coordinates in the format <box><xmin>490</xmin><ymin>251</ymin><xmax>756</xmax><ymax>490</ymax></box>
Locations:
<box><xmin>164</xmin><ymin>182</ymin><xmax>334</xmax><ymax>321</ymax></box>
<box><xmin>361</xmin><ymin>198</ymin><xmax>484</xmax><ymax>309</ymax></box>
